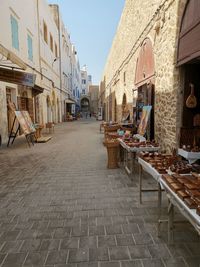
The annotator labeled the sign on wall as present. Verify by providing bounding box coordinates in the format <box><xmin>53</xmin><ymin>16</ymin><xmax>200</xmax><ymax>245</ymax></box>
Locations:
<box><xmin>0</xmin><ymin>67</ymin><xmax>36</xmax><ymax>87</ymax></box>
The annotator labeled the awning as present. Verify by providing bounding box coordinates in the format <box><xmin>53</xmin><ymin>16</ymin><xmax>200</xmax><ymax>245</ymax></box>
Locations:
<box><xmin>0</xmin><ymin>44</ymin><xmax>27</xmax><ymax>70</ymax></box>
<box><xmin>32</xmin><ymin>84</ymin><xmax>44</xmax><ymax>96</ymax></box>
<box><xmin>65</xmin><ymin>99</ymin><xmax>75</xmax><ymax>104</ymax></box>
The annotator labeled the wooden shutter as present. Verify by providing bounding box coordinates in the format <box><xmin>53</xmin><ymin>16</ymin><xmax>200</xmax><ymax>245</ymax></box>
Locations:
<box><xmin>177</xmin><ymin>0</ymin><xmax>200</xmax><ymax>65</ymax></box>
<box><xmin>27</xmin><ymin>35</ymin><xmax>33</xmax><ymax>61</ymax></box>
<box><xmin>11</xmin><ymin>15</ymin><xmax>19</xmax><ymax>50</ymax></box>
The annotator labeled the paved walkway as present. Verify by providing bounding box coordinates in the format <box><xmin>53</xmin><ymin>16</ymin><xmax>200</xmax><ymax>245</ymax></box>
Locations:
<box><xmin>0</xmin><ymin>119</ymin><xmax>199</xmax><ymax>267</ymax></box>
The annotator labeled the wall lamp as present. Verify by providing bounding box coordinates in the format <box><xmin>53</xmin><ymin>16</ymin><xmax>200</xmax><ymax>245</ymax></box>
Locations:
<box><xmin>52</xmin><ymin>57</ymin><xmax>60</xmax><ymax>67</ymax></box>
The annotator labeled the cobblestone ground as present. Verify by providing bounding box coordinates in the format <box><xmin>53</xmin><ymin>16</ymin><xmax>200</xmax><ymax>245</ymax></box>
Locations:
<box><xmin>0</xmin><ymin>119</ymin><xmax>199</xmax><ymax>267</ymax></box>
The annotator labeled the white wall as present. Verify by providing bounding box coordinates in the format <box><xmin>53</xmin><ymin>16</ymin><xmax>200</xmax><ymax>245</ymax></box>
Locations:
<box><xmin>0</xmin><ymin>0</ymin><xmax>40</xmax><ymax>80</ymax></box>
<box><xmin>38</xmin><ymin>1</ymin><xmax>60</xmax><ymax>89</ymax></box>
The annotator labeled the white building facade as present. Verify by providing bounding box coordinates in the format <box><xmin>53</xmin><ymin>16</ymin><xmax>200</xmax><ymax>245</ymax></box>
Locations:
<box><xmin>0</xmin><ymin>0</ymin><xmax>82</xmax><ymax>145</ymax></box>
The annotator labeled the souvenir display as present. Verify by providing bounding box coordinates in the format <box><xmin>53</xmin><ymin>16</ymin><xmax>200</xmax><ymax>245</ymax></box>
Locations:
<box><xmin>162</xmin><ymin>173</ymin><xmax>200</xmax><ymax>214</ymax></box>
<box><xmin>139</xmin><ymin>152</ymin><xmax>179</xmax><ymax>174</ymax></box>
<box><xmin>182</xmin><ymin>145</ymin><xmax>200</xmax><ymax>152</ymax></box>
<box><xmin>169</xmin><ymin>161</ymin><xmax>193</xmax><ymax>174</ymax></box>
<box><xmin>122</xmin><ymin>138</ymin><xmax>159</xmax><ymax>148</ymax></box>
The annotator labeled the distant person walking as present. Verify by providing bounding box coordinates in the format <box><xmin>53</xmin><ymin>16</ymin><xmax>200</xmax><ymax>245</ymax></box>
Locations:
<box><xmin>90</xmin><ymin>112</ymin><xmax>91</xmax><ymax>118</ymax></box>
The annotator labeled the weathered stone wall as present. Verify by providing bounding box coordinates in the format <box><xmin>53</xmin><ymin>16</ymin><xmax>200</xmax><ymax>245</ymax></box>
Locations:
<box><xmin>102</xmin><ymin>0</ymin><xmax>187</xmax><ymax>152</ymax></box>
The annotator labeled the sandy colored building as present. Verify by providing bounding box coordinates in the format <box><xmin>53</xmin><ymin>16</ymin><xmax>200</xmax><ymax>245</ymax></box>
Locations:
<box><xmin>80</xmin><ymin>66</ymin><xmax>92</xmax><ymax>113</ymax></box>
<box><xmin>89</xmin><ymin>85</ymin><xmax>99</xmax><ymax>115</ymax></box>
<box><xmin>101</xmin><ymin>0</ymin><xmax>200</xmax><ymax>152</ymax></box>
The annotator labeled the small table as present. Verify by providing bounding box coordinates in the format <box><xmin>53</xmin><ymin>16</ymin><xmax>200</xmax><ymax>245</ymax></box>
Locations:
<box><xmin>178</xmin><ymin>148</ymin><xmax>200</xmax><ymax>164</ymax></box>
<box><xmin>34</xmin><ymin>124</ymin><xmax>44</xmax><ymax>140</ymax></box>
<box><xmin>118</xmin><ymin>139</ymin><xmax>160</xmax><ymax>176</ymax></box>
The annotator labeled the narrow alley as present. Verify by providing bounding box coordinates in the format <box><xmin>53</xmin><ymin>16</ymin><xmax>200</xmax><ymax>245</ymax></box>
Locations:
<box><xmin>0</xmin><ymin>120</ymin><xmax>199</xmax><ymax>267</ymax></box>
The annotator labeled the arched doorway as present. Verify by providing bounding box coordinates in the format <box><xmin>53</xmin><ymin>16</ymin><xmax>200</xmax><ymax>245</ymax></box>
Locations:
<box><xmin>135</xmin><ymin>37</ymin><xmax>155</xmax><ymax>139</ymax></box>
<box><xmin>121</xmin><ymin>93</ymin><xmax>130</xmax><ymax>121</ymax></box>
<box><xmin>177</xmin><ymin>0</ymin><xmax>200</xmax><ymax>147</ymax></box>
<box><xmin>52</xmin><ymin>91</ymin><xmax>56</xmax><ymax>123</ymax></box>
<box><xmin>81</xmin><ymin>97</ymin><xmax>90</xmax><ymax>112</ymax></box>
<box><xmin>46</xmin><ymin>95</ymin><xmax>51</xmax><ymax>123</ymax></box>
<box><xmin>57</xmin><ymin>98</ymin><xmax>60</xmax><ymax>123</ymax></box>
<box><xmin>114</xmin><ymin>98</ymin><xmax>117</xmax><ymax>122</ymax></box>
<box><xmin>122</xmin><ymin>93</ymin><xmax>127</xmax><ymax>114</ymax></box>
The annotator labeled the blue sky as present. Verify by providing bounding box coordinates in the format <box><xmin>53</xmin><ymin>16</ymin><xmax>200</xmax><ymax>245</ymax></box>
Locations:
<box><xmin>48</xmin><ymin>0</ymin><xmax>125</xmax><ymax>84</ymax></box>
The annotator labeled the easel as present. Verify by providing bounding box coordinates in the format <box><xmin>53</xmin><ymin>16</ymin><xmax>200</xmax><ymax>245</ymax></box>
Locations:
<box><xmin>7</xmin><ymin>116</ymin><xmax>35</xmax><ymax>147</ymax></box>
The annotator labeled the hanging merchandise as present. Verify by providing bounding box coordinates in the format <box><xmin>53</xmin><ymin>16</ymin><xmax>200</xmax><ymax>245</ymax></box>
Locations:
<box><xmin>186</xmin><ymin>83</ymin><xmax>197</xmax><ymax>108</ymax></box>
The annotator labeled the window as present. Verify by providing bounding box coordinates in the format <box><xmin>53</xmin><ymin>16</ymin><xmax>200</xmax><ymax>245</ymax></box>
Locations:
<box><xmin>82</xmin><ymin>79</ymin><xmax>86</xmax><ymax>85</ymax></box>
<box><xmin>27</xmin><ymin>34</ymin><xmax>33</xmax><ymax>61</ymax></box>
<box><xmin>11</xmin><ymin>15</ymin><xmax>19</xmax><ymax>50</ymax></box>
<box><xmin>50</xmin><ymin>33</ymin><xmax>53</xmax><ymax>52</ymax></box>
<box><xmin>43</xmin><ymin>21</ymin><xmax>48</xmax><ymax>44</ymax></box>
<box><xmin>82</xmin><ymin>89</ymin><xmax>85</xmax><ymax>94</ymax></box>
<box><xmin>55</xmin><ymin>43</ymin><xmax>58</xmax><ymax>57</ymax></box>
<box><xmin>123</xmin><ymin>71</ymin><xmax>126</xmax><ymax>84</ymax></box>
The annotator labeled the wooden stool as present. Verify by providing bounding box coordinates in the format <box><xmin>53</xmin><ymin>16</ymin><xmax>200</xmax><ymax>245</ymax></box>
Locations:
<box><xmin>46</xmin><ymin>122</ymin><xmax>55</xmax><ymax>133</ymax></box>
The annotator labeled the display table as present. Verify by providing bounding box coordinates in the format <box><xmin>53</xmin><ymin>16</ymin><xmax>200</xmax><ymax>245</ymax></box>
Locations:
<box><xmin>46</xmin><ymin>122</ymin><xmax>55</xmax><ymax>133</ymax></box>
<box><xmin>118</xmin><ymin>139</ymin><xmax>160</xmax><ymax>176</ymax></box>
<box><xmin>178</xmin><ymin>148</ymin><xmax>200</xmax><ymax>164</ymax></box>
<box><xmin>160</xmin><ymin>178</ymin><xmax>200</xmax><ymax>244</ymax></box>
<box><xmin>138</xmin><ymin>157</ymin><xmax>162</xmax><ymax>205</ymax></box>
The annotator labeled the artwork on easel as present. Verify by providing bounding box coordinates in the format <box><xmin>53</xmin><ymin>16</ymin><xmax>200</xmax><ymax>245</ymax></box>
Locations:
<box><xmin>7</xmin><ymin>110</ymin><xmax>36</xmax><ymax>147</ymax></box>
<box><xmin>137</xmin><ymin>105</ymin><xmax>152</xmax><ymax>136</ymax></box>
<box><xmin>14</xmin><ymin>111</ymin><xmax>31</xmax><ymax>135</ymax></box>
<box><xmin>21</xmin><ymin>111</ymin><xmax>36</xmax><ymax>133</ymax></box>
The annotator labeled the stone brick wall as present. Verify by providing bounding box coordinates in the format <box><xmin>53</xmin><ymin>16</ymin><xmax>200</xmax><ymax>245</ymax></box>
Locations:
<box><xmin>101</xmin><ymin>0</ymin><xmax>187</xmax><ymax>152</ymax></box>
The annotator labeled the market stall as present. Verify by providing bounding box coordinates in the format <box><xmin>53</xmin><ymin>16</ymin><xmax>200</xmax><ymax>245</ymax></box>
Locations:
<box><xmin>160</xmin><ymin>173</ymin><xmax>200</xmax><ymax>244</ymax></box>
<box><xmin>137</xmin><ymin>151</ymin><xmax>200</xmax><ymax>243</ymax></box>
<box><xmin>118</xmin><ymin>137</ymin><xmax>159</xmax><ymax>176</ymax></box>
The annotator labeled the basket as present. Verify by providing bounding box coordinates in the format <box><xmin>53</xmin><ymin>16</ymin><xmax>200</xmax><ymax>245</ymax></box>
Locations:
<box><xmin>104</xmin><ymin>141</ymin><xmax>119</xmax><ymax>169</ymax></box>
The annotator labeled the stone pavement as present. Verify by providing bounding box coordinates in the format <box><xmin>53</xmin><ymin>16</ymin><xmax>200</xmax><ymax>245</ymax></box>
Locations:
<box><xmin>0</xmin><ymin>119</ymin><xmax>199</xmax><ymax>267</ymax></box>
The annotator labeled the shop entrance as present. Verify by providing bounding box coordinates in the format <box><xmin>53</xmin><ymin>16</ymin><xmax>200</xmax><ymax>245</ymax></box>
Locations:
<box><xmin>136</xmin><ymin>83</ymin><xmax>154</xmax><ymax>140</ymax></box>
<box><xmin>6</xmin><ymin>87</ymin><xmax>16</xmax><ymax>134</ymax></box>
<box><xmin>177</xmin><ymin>0</ymin><xmax>200</xmax><ymax>147</ymax></box>
<box><xmin>135</xmin><ymin>37</ymin><xmax>155</xmax><ymax>139</ymax></box>
<box><xmin>81</xmin><ymin>98</ymin><xmax>90</xmax><ymax>112</ymax></box>
<box><xmin>121</xmin><ymin>93</ymin><xmax>130</xmax><ymax>122</ymax></box>
<box><xmin>180</xmin><ymin>64</ymin><xmax>200</xmax><ymax>146</ymax></box>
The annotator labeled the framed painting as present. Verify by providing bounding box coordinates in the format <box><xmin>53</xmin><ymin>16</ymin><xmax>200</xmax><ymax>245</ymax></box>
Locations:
<box><xmin>14</xmin><ymin>111</ymin><xmax>31</xmax><ymax>135</ymax></box>
<box><xmin>137</xmin><ymin>105</ymin><xmax>152</xmax><ymax>136</ymax></box>
<box><xmin>21</xmin><ymin>111</ymin><xmax>36</xmax><ymax>133</ymax></box>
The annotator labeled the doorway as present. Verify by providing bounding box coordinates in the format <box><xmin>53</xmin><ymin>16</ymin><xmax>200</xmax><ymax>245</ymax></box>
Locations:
<box><xmin>136</xmin><ymin>83</ymin><xmax>154</xmax><ymax>139</ymax></box>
